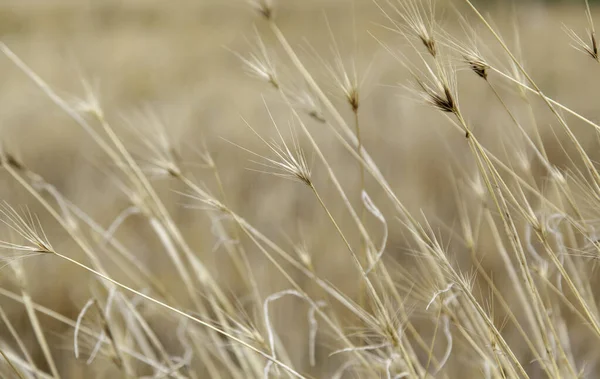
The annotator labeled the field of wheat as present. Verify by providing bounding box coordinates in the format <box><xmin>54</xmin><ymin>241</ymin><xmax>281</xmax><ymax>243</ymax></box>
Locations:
<box><xmin>2</xmin><ymin>0</ymin><xmax>600</xmax><ymax>378</ymax></box>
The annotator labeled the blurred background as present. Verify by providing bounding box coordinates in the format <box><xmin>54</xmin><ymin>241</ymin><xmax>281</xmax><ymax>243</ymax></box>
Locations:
<box><xmin>1</xmin><ymin>0</ymin><xmax>600</xmax><ymax>377</ymax></box>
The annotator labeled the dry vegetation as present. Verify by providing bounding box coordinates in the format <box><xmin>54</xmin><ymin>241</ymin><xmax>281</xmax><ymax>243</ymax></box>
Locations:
<box><xmin>3</xmin><ymin>0</ymin><xmax>600</xmax><ymax>378</ymax></box>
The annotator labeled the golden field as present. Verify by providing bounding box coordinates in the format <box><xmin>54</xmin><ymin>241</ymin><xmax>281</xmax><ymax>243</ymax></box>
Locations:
<box><xmin>1</xmin><ymin>0</ymin><xmax>600</xmax><ymax>378</ymax></box>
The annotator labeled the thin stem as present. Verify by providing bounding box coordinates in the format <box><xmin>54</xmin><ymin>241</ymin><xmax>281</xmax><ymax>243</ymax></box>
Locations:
<box><xmin>0</xmin><ymin>306</ymin><xmax>38</xmax><ymax>378</ymax></box>
<box><xmin>353</xmin><ymin>109</ymin><xmax>369</xmax><ymax>310</ymax></box>
<box><xmin>21</xmin><ymin>290</ymin><xmax>61</xmax><ymax>379</ymax></box>
<box><xmin>0</xmin><ymin>349</ymin><xmax>26</xmax><ymax>379</ymax></box>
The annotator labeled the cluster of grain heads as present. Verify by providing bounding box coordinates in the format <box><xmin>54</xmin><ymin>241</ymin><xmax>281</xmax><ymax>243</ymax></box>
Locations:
<box><xmin>2</xmin><ymin>0</ymin><xmax>600</xmax><ymax>377</ymax></box>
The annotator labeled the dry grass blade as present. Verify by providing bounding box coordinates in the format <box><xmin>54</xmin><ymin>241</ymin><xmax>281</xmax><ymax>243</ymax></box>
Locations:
<box><xmin>6</xmin><ymin>0</ymin><xmax>600</xmax><ymax>377</ymax></box>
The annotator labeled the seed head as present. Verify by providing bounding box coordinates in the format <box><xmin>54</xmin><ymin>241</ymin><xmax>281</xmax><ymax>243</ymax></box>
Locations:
<box><xmin>415</xmin><ymin>77</ymin><xmax>456</xmax><ymax>114</ymax></box>
<box><xmin>565</xmin><ymin>27</ymin><xmax>599</xmax><ymax>62</ymax></box>
<box><xmin>73</xmin><ymin>78</ymin><xmax>104</xmax><ymax>121</ymax></box>
<box><xmin>411</xmin><ymin>59</ymin><xmax>459</xmax><ymax>115</ymax></box>
<box><xmin>236</xmin><ymin>111</ymin><xmax>312</xmax><ymax>186</ymax></box>
<box><xmin>564</xmin><ymin>0</ymin><xmax>599</xmax><ymax>62</ymax></box>
<box><xmin>437</xmin><ymin>24</ymin><xmax>491</xmax><ymax>81</ymax></box>
<box><xmin>233</xmin><ymin>31</ymin><xmax>279</xmax><ymax>89</ymax></box>
<box><xmin>420</xmin><ymin>36</ymin><xmax>437</xmax><ymax>58</ymax></box>
<box><xmin>293</xmin><ymin>243</ymin><xmax>313</xmax><ymax>271</ymax></box>
<box><xmin>464</xmin><ymin>54</ymin><xmax>489</xmax><ymax>80</ymax></box>
<box><xmin>251</xmin><ymin>0</ymin><xmax>274</xmax><ymax>21</ymax></box>
<box><xmin>309</xmin><ymin>15</ymin><xmax>363</xmax><ymax>114</ymax></box>
<box><xmin>383</xmin><ymin>0</ymin><xmax>438</xmax><ymax>57</ymax></box>
<box><xmin>123</xmin><ymin>109</ymin><xmax>183</xmax><ymax>179</ymax></box>
<box><xmin>287</xmin><ymin>88</ymin><xmax>326</xmax><ymax>123</ymax></box>
<box><xmin>0</xmin><ymin>204</ymin><xmax>54</xmax><ymax>255</ymax></box>
<box><xmin>328</xmin><ymin>51</ymin><xmax>360</xmax><ymax>112</ymax></box>
<box><xmin>0</xmin><ymin>150</ymin><xmax>24</xmax><ymax>172</ymax></box>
